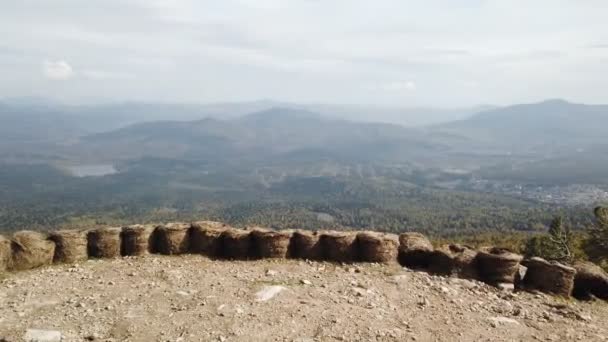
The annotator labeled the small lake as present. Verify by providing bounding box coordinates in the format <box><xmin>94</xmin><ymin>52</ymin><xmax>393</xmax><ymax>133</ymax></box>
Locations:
<box><xmin>65</xmin><ymin>164</ymin><xmax>117</xmax><ymax>177</ymax></box>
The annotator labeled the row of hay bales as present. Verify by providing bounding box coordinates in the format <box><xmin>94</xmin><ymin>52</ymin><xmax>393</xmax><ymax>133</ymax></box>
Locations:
<box><xmin>398</xmin><ymin>232</ymin><xmax>608</xmax><ymax>300</ymax></box>
<box><xmin>1</xmin><ymin>223</ymin><xmax>607</xmax><ymax>301</ymax></box>
<box><xmin>0</xmin><ymin>222</ymin><xmax>399</xmax><ymax>271</ymax></box>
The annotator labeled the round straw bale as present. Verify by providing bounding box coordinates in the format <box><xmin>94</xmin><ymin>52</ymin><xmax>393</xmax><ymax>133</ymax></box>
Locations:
<box><xmin>0</xmin><ymin>235</ymin><xmax>11</xmax><ymax>273</ymax></box>
<box><xmin>190</xmin><ymin>221</ymin><xmax>229</xmax><ymax>257</ymax></box>
<box><xmin>251</xmin><ymin>229</ymin><xmax>293</xmax><ymax>259</ymax></box>
<box><xmin>153</xmin><ymin>222</ymin><xmax>191</xmax><ymax>255</ymax></box>
<box><xmin>121</xmin><ymin>224</ymin><xmax>155</xmax><ymax>256</ymax></box>
<box><xmin>446</xmin><ymin>244</ymin><xmax>479</xmax><ymax>279</ymax></box>
<box><xmin>220</xmin><ymin>229</ymin><xmax>252</xmax><ymax>260</ymax></box>
<box><xmin>357</xmin><ymin>231</ymin><xmax>399</xmax><ymax>263</ymax></box>
<box><xmin>87</xmin><ymin>227</ymin><xmax>121</xmax><ymax>258</ymax></box>
<box><xmin>398</xmin><ymin>232</ymin><xmax>434</xmax><ymax>268</ymax></box>
<box><xmin>320</xmin><ymin>231</ymin><xmax>358</xmax><ymax>262</ymax></box>
<box><xmin>427</xmin><ymin>248</ymin><xmax>456</xmax><ymax>276</ymax></box>
<box><xmin>521</xmin><ymin>257</ymin><xmax>576</xmax><ymax>297</ymax></box>
<box><xmin>571</xmin><ymin>261</ymin><xmax>608</xmax><ymax>301</ymax></box>
<box><xmin>291</xmin><ymin>230</ymin><xmax>323</xmax><ymax>260</ymax></box>
<box><xmin>476</xmin><ymin>247</ymin><xmax>523</xmax><ymax>285</ymax></box>
<box><xmin>10</xmin><ymin>231</ymin><xmax>56</xmax><ymax>271</ymax></box>
<box><xmin>49</xmin><ymin>229</ymin><xmax>88</xmax><ymax>263</ymax></box>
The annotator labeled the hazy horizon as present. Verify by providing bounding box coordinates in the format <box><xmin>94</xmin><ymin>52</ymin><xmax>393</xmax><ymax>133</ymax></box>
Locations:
<box><xmin>1</xmin><ymin>1</ymin><xmax>607</xmax><ymax>108</ymax></box>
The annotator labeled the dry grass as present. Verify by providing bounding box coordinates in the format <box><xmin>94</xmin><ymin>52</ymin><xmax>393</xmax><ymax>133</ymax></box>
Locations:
<box><xmin>251</xmin><ymin>229</ymin><xmax>293</xmax><ymax>259</ymax></box>
<box><xmin>572</xmin><ymin>261</ymin><xmax>608</xmax><ymax>300</ymax></box>
<box><xmin>121</xmin><ymin>225</ymin><xmax>155</xmax><ymax>256</ymax></box>
<box><xmin>220</xmin><ymin>229</ymin><xmax>252</xmax><ymax>260</ymax></box>
<box><xmin>87</xmin><ymin>227</ymin><xmax>121</xmax><ymax>258</ymax></box>
<box><xmin>49</xmin><ymin>229</ymin><xmax>88</xmax><ymax>263</ymax></box>
<box><xmin>153</xmin><ymin>222</ymin><xmax>191</xmax><ymax>255</ymax></box>
<box><xmin>522</xmin><ymin>257</ymin><xmax>576</xmax><ymax>297</ymax></box>
<box><xmin>476</xmin><ymin>247</ymin><xmax>523</xmax><ymax>285</ymax></box>
<box><xmin>320</xmin><ymin>231</ymin><xmax>357</xmax><ymax>262</ymax></box>
<box><xmin>190</xmin><ymin>221</ymin><xmax>228</xmax><ymax>258</ymax></box>
<box><xmin>357</xmin><ymin>231</ymin><xmax>399</xmax><ymax>264</ymax></box>
<box><xmin>0</xmin><ymin>235</ymin><xmax>12</xmax><ymax>272</ymax></box>
<box><xmin>10</xmin><ymin>231</ymin><xmax>56</xmax><ymax>271</ymax></box>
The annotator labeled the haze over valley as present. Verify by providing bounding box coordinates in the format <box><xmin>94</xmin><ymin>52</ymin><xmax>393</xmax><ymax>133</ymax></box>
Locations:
<box><xmin>2</xmin><ymin>97</ymin><xmax>608</xmax><ymax>234</ymax></box>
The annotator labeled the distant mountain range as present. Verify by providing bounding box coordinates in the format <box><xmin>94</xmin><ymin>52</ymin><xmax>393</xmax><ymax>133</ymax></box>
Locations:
<box><xmin>0</xmin><ymin>98</ymin><xmax>487</xmax><ymax>143</ymax></box>
<box><xmin>79</xmin><ymin>108</ymin><xmax>440</xmax><ymax>163</ymax></box>
<box><xmin>433</xmin><ymin>99</ymin><xmax>608</xmax><ymax>151</ymax></box>
<box><xmin>2</xmin><ymin>98</ymin><xmax>608</xmax><ymax>182</ymax></box>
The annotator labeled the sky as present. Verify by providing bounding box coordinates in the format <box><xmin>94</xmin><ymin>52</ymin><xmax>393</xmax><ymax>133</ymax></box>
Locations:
<box><xmin>1</xmin><ymin>0</ymin><xmax>607</xmax><ymax>107</ymax></box>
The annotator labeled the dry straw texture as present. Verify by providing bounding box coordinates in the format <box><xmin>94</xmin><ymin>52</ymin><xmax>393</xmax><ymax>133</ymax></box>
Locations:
<box><xmin>522</xmin><ymin>257</ymin><xmax>576</xmax><ymax>297</ymax></box>
<box><xmin>572</xmin><ymin>261</ymin><xmax>608</xmax><ymax>300</ymax></box>
<box><xmin>251</xmin><ymin>229</ymin><xmax>293</xmax><ymax>259</ymax></box>
<box><xmin>49</xmin><ymin>229</ymin><xmax>88</xmax><ymax>263</ymax></box>
<box><xmin>190</xmin><ymin>221</ymin><xmax>227</xmax><ymax>257</ymax></box>
<box><xmin>476</xmin><ymin>247</ymin><xmax>523</xmax><ymax>285</ymax></box>
<box><xmin>0</xmin><ymin>235</ymin><xmax>11</xmax><ymax>272</ymax></box>
<box><xmin>10</xmin><ymin>231</ymin><xmax>56</xmax><ymax>271</ymax></box>
<box><xmin>121</xmin><ymin>225</ymin><xmax>155</xmax><ymax>256</ymax></box>
<box><xmin>320</xmin><ymin>231</ymin><xmax>357</xmax><ymax>262</ymax></box>
<box><xmin>153</xmin><ymin>223</ymin><xmax>191</xmax><ymax>255</ymax></box>
<box><xmin>436</xmin><ymin>244</ymin><xmax>479</xmax><ymax>279</ymax></box>
<box><xmin>398</xmin><ymin>232</ymin><xmax>434</xmax><ymax>269</ymax></box>
<box><xmin>291</xmin><ymin>230</ymin><xmax>323</xmax><ymax>260</ymax></box>
<box><xmin>427</xmin><ymin>248</ymin><xmax>455</xmax><ymax>276</ymax></box>
<box><xmin>220</xmin><ymin>229</ymin><xmax>251</xmax><ymax>260</ymax></box>
<box><xmin>87</xmin><ymin>227</ymin><xmax>121</xmax><ymax>258</ymax></box>
<box><xmin>357</xmin><ymin>232</ymin><xmax>399</xmax><ymax>263</ymax></box>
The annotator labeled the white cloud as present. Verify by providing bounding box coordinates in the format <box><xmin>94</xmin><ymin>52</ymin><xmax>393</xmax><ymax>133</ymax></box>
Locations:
<box><xmin>43</xmin><ymin>60</ymin><xmax>73</xmax><ymax>80</ymax></box>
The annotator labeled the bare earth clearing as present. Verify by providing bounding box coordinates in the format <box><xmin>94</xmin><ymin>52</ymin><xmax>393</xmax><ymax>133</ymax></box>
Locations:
<box><xmin>1</xmin><ymin>256</ymin><xmax>607</xmax><ymax>342</ymax></box>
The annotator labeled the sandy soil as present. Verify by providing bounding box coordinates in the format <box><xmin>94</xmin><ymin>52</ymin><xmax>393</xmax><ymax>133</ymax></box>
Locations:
<box><xmin>1</xmin><ymin>256</ymin><xmax>607</xmax><ymax>341</ymax></box>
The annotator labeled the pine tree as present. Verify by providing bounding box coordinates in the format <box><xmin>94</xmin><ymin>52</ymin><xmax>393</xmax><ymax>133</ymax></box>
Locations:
<box><xmin>584</xmin><ymin>207</ymin><xmax>608</xmax><ymax>263</ymax></box>
<box><xmin>547</xmin><ymin>216</ymin><xmax>573</xmax><ymax>262</ymax></box>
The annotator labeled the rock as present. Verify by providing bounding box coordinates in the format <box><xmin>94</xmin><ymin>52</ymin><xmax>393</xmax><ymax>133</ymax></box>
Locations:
<box><xmin>23</xmin><ymin>329</ymin><xmax>62</xmax><ymax>342</ymax></box>
<box><xmin>488</xmin><ymin>316</ymin><xmax>520</xmax><ymax>326</ymax></box>
<box><xmin>301</xmin><ymin>279</ymin><xmax>312</xmax><ymax>285</ymax></box>
<box><xmin>255</xmin><ymin>286</ymin><xmax>287</xmax><ymax>302</ymax></box>
<box><xmin>265</xmin><ymin>270</ymin><xmax>277</xmax><ymax>276</ymax></box>
<box><xmin>497</xmin><ymin>283</ymin><xmax>515</xmax><ymax>292</ymax></box>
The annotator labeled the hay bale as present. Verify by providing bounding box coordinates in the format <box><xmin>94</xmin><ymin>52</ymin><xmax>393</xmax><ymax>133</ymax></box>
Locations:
<box><xmin>398</xmin><ymin>232</ymin><xmax>434</xmax><ymax>269</ymax></box>
<box><xmin>0</xmin><ymin>235</ymin><xmax>11</xmax><ymax>273</ymax></box>
<box><xmin>426</xmin><ymin>244</ymin><xmax>478</xmax><ymax>277</ymax></box>
<box><xmin>447</xmin><ymin>244</ymin><xmax>479</xmax><ymax>279</ymax></box>
<box><xmin>476</xmin><ymin>247</ymin><xmax>523</xmax><ymax>285</ymax></box>
<box><xmin>220</xmin><ymin>229</ymin><xmax>252</xmax><ymax>260</ymax></box>
<box><xmin>49</xmin><ymin>229</ymin><xmax>88</xmax><ymax>263</ymax></box>
<box><xmin>87</xmin><ymin>227</ymin><xmax>121</xmax><ymax>258</ymax></box>
<box><xmin>251</xmin><ymin>229</ymin><xmax>293</xmax><ymax>259</ymax></box>
<box><xmin>10</xmin><ymin>231</ymin><xmax>56</xmax><ymax>271</ymax></box>
<box><xmin>521</xmin><ymin>257</ymin><xmax>576</xmax><ymax>297</ymax></box>
<box><xmin>357</xmin><ymin>232</ymin><xmax>399</xmax><ymax>263</ymax></box>
<box><xmin>320</xmin><ymin>231</ymin><xmax>358</xmax><ymax>262</ymax></box>
<box><xmin>153</xmin><ymin>222</ymin><xmax>191</xmax><ymax>255</ymax></box>
<box><xmin>572</xmin><ymin>261</ymin><xmax>608</xmax><ymax>301</ymax></box>
<box><xmin>121</xmin><ymin>225</ymin><xmax>155</xmax><ymax>256</ymax></box>
<box><xmin>291</xmin><ymin>230</ymin><xmax>323</xmax><ymax>260</ymax></box>
<box><xmin>190</xmin><ymin>221</ymin><xmax>228</xmax><ymax>257</ymax></box>
<box><xmin>427</xmin><ymin>248</ymin><xmax>455</xmax><ymax>276</ymax></box>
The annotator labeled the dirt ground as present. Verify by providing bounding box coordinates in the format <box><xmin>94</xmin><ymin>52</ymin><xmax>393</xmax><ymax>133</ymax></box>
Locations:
<box><xmin>1</xmin><ymin>255</ymin><xmax>607</xmax><ymax>342</ymax></box>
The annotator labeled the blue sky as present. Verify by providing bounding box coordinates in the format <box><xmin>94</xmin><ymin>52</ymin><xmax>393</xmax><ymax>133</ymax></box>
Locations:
<box><xmin>1</xmin><ymin>0</ymin><xmax>607</xmax><ymax>107</ymax></box>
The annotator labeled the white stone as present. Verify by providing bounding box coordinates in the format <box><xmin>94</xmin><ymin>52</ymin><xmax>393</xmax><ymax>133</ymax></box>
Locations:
<box><xmin>488</xmin><ymin>316</ymin><xmax>520</xmax><ymax>326</ymax></box>
<box><xmin>255</xmin><ymin>286</ymin><xmax>287</xmax><ymax>302</ymax></box>
<box><xmin>23</xmin><ymin>329</ymin><xmax>62</xmax><ymax>342</ymax></box>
